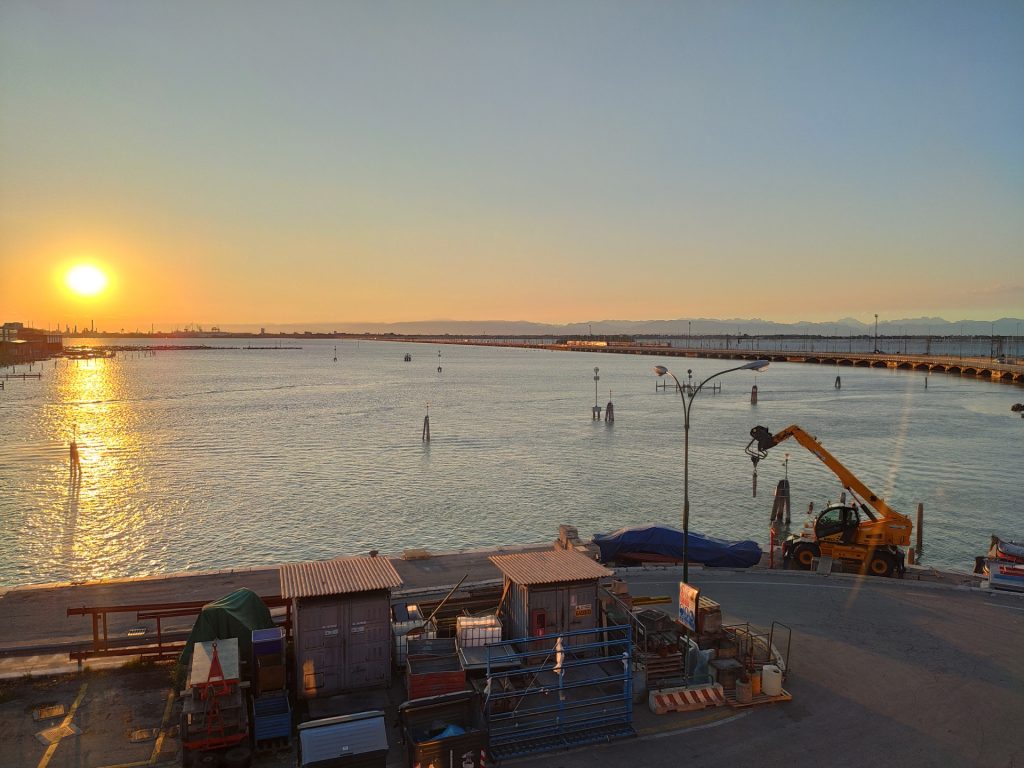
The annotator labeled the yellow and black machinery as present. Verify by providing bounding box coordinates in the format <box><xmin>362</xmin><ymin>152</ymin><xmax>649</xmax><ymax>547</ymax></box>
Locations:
<box><xmin>746</xmin><ymin>425</ymin><xmax>912</xmax><ymax>577</ymax></box>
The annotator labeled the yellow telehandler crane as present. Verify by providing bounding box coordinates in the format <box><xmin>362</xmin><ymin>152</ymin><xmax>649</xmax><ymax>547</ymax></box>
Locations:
<box><xmin>745</xmin><ymin>424</ymin><xmax>912</xmax><ymax>577</ymax></box>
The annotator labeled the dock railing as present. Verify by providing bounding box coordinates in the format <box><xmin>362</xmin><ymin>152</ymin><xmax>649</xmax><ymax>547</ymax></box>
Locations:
<box><xmin>63</xmin><ymin>596</ymin><xmax>292</xmax><ymax>663</ymax></box>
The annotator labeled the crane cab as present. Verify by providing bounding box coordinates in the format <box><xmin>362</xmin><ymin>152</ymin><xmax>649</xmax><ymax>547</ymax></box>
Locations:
<box><xmin>783</xmin><ymin>503</ymin><xmax>906</xmax><ymax>577</ymax></box>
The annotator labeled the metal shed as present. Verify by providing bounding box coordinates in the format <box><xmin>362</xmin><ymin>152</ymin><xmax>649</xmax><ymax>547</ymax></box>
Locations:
<box><xmin>490</xmin><ymin>550</ymin><xmax>612</xmax><ymax>657</ymax></box>
<box><xmin>281</xmin><ymin>556</ymin><xmax>403</xmax><ymax>698</ymax></box>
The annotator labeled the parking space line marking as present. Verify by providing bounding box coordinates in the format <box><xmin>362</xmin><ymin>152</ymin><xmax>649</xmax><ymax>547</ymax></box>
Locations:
<box><xmin>149</xmin><ymin>691</ymin><xmax>175</xmax><ymax>764</ymax></box>
<box><xmin>984</xmin><ymin>602</ymin><xmax>1024</xmax><ymax>612</ymax></box>
<box><xmin>640</xmin><ymin>709</ymin><xmax>749</xmax><ymax>739</ymax></box>
<box><xmin>37</xmin><ymin>682</ymin><xmax>87</xmax><ymax>768</ymax></box>
<box><xmin>636</xmin><ymin>706</ymin><xmax>737</xmax><ymax>735</ymax></box>
<box><xmin>92</xmin><ymin>690</ymin><xmax>177</xmax><ymax>768</ymax></box>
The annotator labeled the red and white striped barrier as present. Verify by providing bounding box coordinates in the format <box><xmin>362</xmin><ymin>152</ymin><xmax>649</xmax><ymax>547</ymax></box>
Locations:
<box><xmin>648</xmin><ymin>683</ymin><xmax>726</xmax><ymax>715</ymax></box>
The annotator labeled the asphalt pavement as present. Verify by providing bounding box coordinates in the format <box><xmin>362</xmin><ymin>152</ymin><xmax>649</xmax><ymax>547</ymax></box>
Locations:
<box><xmin>515</xmin><ymin>567</ymin><xmax>1024</xmax><ymax>768</ymax></box>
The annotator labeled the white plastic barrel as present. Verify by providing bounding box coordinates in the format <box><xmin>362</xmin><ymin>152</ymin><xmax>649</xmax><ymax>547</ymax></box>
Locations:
<box><xmin>761</xmin><ymin>664</ymin><xmax>783</xmax><ymax>696</ymax></box>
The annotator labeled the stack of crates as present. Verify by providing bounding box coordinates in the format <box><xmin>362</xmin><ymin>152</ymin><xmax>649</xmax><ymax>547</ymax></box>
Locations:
<box><xmin>251</xmin><ymin>627</ymin><xmax>291</xmax><ymax>747</ymax></box>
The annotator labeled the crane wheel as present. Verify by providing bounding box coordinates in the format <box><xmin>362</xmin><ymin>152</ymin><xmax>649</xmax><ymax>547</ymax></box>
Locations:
<box><xmin>867</xmin><ymin>551</ymin><xmax>896</xmax><ymax>577</ymax></box>
<box><xmin>791</xmin><ymin>543</ymin><xmax>819</xmax><ymax>570</ymax></box>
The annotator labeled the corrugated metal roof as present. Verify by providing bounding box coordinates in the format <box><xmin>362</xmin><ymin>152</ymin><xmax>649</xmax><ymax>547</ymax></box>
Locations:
<box><xmin>280</xmin><ymin>556</ymin><xmax>402</xmax><ymax>599</ymax></box>
<box><xmin>490</xmin><ymin>549</ymin><xmax>612</xmax><ymax>586</ymax></box>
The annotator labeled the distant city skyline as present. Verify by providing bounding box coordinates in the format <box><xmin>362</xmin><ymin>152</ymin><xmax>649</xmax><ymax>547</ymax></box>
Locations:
<box><xmin>12</xmin><ymin>315</ymin><xmax>1023</xmax><ymax>339</ymax></box>
<box><xmin>2</xmin><ymin>2</ymin><xmax>1021</xmax><ymax>328</ymax></box>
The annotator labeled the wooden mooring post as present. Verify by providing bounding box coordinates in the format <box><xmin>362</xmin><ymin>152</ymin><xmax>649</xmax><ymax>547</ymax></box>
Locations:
<box><xmin>916</xmin><ymin>503</ymin><xmax>923</xmax><ymax>554</ymax></box>
<box><xmin>770</xmin><ymin>479</ymin><xmax>791</xmax><ymax>525</ymax></box>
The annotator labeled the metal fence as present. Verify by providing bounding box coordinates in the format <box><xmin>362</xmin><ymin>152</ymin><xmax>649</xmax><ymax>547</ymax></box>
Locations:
<box><xmin>483</xmin><ymin>624</ymin><xmax>634</xmax><ymax>760</ymax></box>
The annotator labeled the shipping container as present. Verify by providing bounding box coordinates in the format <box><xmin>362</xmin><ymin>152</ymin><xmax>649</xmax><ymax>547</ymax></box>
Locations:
<box><xmin>490</xmin><ymin>550</ymin><xmax>611</xmax><ymax>664</ymax></box>
<box><xmin>280</xmin><ymin>557</ymin><xmax>403</xmax><ymax>699</ymax></box>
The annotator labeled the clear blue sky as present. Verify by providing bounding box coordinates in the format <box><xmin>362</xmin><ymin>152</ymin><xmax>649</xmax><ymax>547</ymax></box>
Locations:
<box><xmin>1</xmin><ymin>1</ymin><xmax>1021</xmax><ymax>328</ymax></box>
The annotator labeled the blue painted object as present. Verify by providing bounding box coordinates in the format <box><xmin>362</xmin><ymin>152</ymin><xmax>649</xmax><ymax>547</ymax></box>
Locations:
<box><xmin>252</xmin><ymin>626</ymin><xmax>285</xmax><ymax>658</ymax></box>
<box><xmin>253</xmin><ymin>691</ymin><xmax>291</xmax><ymax>744</ymax></box>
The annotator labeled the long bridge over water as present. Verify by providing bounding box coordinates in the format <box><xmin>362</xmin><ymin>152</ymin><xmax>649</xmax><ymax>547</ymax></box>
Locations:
<box><xmin>416</xmin><ymin>338</ymin><xmax>1024</xmax><ymax>384</ymax></box>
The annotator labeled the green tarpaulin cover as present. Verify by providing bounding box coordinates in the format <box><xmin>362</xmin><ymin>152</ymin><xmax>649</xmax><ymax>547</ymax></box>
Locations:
<box><xmin>177</xmin><ymin>588</ymin><xmax>276</xmax><ymax>682</ymax></box>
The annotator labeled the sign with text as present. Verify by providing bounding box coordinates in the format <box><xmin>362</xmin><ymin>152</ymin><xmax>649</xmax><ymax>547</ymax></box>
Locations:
<box><xmin>678</xmin><ymin>582</ymin><xmax>701</xmax><ymax>634</ymax></box>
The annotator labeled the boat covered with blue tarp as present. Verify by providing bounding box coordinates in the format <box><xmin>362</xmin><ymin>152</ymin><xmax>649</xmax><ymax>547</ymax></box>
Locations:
<box><xmin>592</xmin><ymin>524</ymin><xmax>762</xmax><ymax>568</ymax></box>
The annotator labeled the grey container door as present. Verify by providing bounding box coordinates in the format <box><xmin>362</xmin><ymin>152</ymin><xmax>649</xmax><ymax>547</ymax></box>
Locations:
<box><xmin>299</xmin><ymin>601</ymin><xmax>344</xmax><ymax>697</ymax></box>
<box><xmin>342</xmin><ymin>596</ymin><xmax>391</xmax><ymax>689</ymax></box>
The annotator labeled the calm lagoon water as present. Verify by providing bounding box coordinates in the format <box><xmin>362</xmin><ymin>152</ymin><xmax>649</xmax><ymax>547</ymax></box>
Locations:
<box><xmin>1</xmin><ymin>339</ymin><xmax>1021</xmax><ymax>586</ymax></box>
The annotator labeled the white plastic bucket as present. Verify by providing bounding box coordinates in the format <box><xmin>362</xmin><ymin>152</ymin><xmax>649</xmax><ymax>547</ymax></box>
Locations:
<box><xmin>762</xmin><ymin>664</ymin><xmax>783</xmax><ymax>696</ymax></box>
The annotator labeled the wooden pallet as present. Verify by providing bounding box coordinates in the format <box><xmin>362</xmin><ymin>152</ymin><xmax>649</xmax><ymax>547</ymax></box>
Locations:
<box><xmin>640</xmin><ymin>651</ymin><xmax>684</xmax><ymax>681</ymax></box>
<box><xmin>723</xmin><ymin>687</ymin><xmax>792</xmax><ymax>709</ymax></box>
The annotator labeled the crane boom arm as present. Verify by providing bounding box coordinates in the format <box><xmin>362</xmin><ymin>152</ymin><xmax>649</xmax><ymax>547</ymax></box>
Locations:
<box><xmin>746</xmin><ymin>424</ymin><xmax>911</xmax><ymax>527</ymax></box>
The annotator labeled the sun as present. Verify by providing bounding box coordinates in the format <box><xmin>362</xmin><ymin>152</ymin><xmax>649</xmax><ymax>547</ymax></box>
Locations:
<box><xmin>66</xmin><ymin>265</ymin><xmax>108</xmax><ymax>297</ymax></box>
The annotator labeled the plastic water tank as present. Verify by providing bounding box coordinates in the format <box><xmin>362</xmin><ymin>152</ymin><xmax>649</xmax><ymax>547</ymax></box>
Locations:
<box><xmin>762</xmin><ymin>664</ymin><xmax>783</xmax><ymax>696</ymax></box>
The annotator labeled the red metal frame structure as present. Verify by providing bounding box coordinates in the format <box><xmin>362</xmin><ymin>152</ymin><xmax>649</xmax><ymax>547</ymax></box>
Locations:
<box><xmin>66</xmin><ymin>596</ymin><xmax>292</xmax><ymax>662</ymax></box>
<box><xmin>183</xmin><ymin>641</ymin><xmax>247</xmax><ymax>753</ymax></box>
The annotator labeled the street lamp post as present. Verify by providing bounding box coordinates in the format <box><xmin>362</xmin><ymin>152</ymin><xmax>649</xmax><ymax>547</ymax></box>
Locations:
<box><xmin>654</xmin><ymin>360</ymin><xmax>770</xmax><ymax>583</ymax></box>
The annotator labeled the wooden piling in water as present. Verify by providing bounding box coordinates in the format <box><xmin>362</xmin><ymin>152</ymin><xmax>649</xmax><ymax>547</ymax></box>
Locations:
<box><xmin>422</xmin><ymin>414</ymin><xmax>430</xmax><ymax>442</ymax></box>
<box><xmin>916</xmin><ymin>503</ymin><xmax>923</xmax><ymax>553</ymax></box>
<box><xmin>770</xmin><ymin>479</ymin><xmax>791</xmax><ymax>524</ymax></box>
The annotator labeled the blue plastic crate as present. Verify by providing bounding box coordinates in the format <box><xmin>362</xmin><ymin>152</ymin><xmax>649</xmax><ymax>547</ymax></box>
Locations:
<box><xmin>252</xmin><ymin>627</ymin><xmax>285</xmax><ymax>658</ymax></box>
<box><xmin>253</xmin><ymin>691</ymin><xmax>292</xmax><ymax>744</ymax></box>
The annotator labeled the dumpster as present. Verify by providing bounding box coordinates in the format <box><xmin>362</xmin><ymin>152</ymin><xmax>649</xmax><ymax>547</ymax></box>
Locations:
<box><xmin>399</xmin><ymin>691</ymin><xmax>488</xmax><ymax>768</ymax></box>
<box><xmin>407</xmin><ymin>638</ymin><xmax>465</xmax><ymax>699</ymax></box>
<box><xmin>297</xmin><ymin>710</ymin><xmax>388</xmax><ymax>768</ymax></box>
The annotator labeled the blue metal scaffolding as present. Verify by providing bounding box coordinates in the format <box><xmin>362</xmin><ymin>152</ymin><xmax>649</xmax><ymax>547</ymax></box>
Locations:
<box><xmin>483</xmin><ymin>624</ymin><xmax>634</xmax><ymax>760</ymax></box>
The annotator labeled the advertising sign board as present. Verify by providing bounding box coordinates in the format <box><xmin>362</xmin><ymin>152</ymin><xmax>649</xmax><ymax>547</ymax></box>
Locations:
<box><xmin>678</xmin><ymin>582</ymin><xmax>700</xmax><ymax>633</ymax></box>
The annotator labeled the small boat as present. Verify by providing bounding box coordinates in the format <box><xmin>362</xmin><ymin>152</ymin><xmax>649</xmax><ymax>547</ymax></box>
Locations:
<box><xmin>404</xmin><ymin>353</ymin><xmax>412</xmax><ymax>362</ymax></box>
<box><xmin>993</xmin><ymin>537</ymin><xmax>1024</xmax><ymax>564</ymax></box>
<box><xmin>975</xmin><ymin>536</ymin><xmax>1024</xmax><ymax>592</ymax></box>
<box><xmin>592</xmin><ymin>524</ymin><xmax>762</xmax><ymax>568</ymax></box>
<box><xmin>984</xmin><ymin>559</ymin><xmax>1024</xmax><ymax>593</ymax></box>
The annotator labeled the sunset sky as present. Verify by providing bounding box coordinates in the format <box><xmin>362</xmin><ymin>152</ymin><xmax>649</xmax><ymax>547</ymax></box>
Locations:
<box><xmin>1</xmin><ymin>1</ymin><xmax>1022</xmax><ymax>330</ymax></box>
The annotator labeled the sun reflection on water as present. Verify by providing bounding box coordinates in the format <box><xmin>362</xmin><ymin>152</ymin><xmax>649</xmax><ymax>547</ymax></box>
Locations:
<box><xmin>45</xmin><ymin>357</ymin><xmax>147</xmax><ymax>582</ymax></box>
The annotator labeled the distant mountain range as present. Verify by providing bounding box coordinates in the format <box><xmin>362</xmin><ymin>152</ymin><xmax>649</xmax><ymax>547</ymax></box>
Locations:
<box><xmin>222</xmin><ymin>316</ymin><xmax>1024</xmax><ymax>337</ymax></box>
